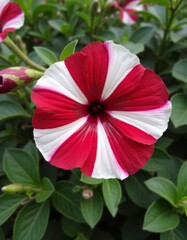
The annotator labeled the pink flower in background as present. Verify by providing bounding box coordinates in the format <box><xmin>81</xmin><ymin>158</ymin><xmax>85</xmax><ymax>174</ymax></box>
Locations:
<box><xmin>0</xmin><ymin>0</ymin><xmax>24</xmax><ymax>42</ymax></box>
<box><xmin>112</xmin><ymin>0</ymin><xmax>143</xmax><ymax>25</ymax></box>
<box><xmin>32</xmin><ymin>41</ymin><xmax>171</xmax><ymax>180</ymax></box>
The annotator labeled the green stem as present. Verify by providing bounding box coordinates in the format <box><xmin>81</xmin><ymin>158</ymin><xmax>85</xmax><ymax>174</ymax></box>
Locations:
<box><xmin>4</xmin><ymin>37</ymin><xmax>46</xmax><ymax>72</ymax></box>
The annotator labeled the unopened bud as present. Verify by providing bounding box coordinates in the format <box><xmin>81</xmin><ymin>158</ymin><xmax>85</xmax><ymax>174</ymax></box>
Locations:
<box><xmin>82</xmin><ymin>188</ymin><xmax>94</xmax><ymax>199</ymax></box>
<box><xmin>2</xmin><ymin>183</ymin><xmax>24</xmax><ymax>194</ymax></box>
<box><xmin>0</xmin><ymin>67</ymin><xmax>43</xmax><ymax>93</ymax></box>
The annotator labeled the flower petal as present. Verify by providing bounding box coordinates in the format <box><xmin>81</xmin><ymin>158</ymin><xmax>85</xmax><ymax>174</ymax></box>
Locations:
<box><xmin>104</xmin><ymin>66</ymin><xmax>169</xmax><ymax>111</ymax></box>
<box><xmin>101</xmin><ymin>41</ymin><xmax>139</xmax><ymax>100</ymax></box>
<box><xmin>33</xmin><ymin>61</ymin><xmax>87</xmax><ymax>104</ymax></box>
<box><xmin>32</xmin><ymin>88</ymin><xmax>87</xmax><ymax>129</ymax></box>
<box><xmin>65</xmin><ymin>42</ymin><xmax>109</xmax><ymax>102</ymax></box>
<box><xmin>0</xmin><ymin>0</ymin><xmax>9</xmax><ymax>14</ymax></box>
<box><xmin>110</xmin><ymin>101</ymin><xmax>172</xmax><ymax>140</ymax></box>
<box><xmin>120</xmin><ymin>9</ymin><xmax>138</xmax><ymax>25</ymax></box>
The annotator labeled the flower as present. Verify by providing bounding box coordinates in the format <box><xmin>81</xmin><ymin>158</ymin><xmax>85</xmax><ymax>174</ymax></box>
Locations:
<box><xmin>111</xmin><ymin>0</ymin><xmax>143</xmax><ymax>25</ymax></box>
<box><xmin>32</xmin><ymin>41</ymin><xmax>171</xmax><ymax>180</ymax></box>
<box><xmin>0</xmin><ymin>0</ymin><xmax>24</xmax><ymax>42</ymax></box>
<box><xmin>0</xmin><ymin>67</ymin><xmax>43</xmax><ymax>93</ymax></box>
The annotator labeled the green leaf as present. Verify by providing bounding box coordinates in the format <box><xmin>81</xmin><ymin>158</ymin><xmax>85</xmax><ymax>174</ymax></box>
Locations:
<box><xmin>130</xmin><ymin>27</ymin><xmax>155</xmax><ymax>44</ymax></box>
<box><xmin>52</xmin><ymin>181</ymin><xmax>84</xmax><ymax>223</ymax></box>
<box><xmin>0</xmin><ymin>227</ymin><xmax>5</xmax><ymax>240</ymax></box>
<box><xmin>60</xmin><ymin>39</ymin><xmax>78</xmax><ymax>61</ymax></box>
<box><xmin>143</xmin><ymin>199</ymin><xmax>180</xmax><ymax>233</ymax></box>
<box><xmin>145</xmin><ymin>177</ymin><xmax>178</xmax><ymax>207</ymax></box>
<box><xmin>172</xmin><ymin>59</ymin><xmax>187</xmax><ymax>83</ymax></box>
<box><xmin>143</xmin><ymin>148</ymin><xmax>171</xmax><ymax>171</ymax></box>
<box><xmin>36</xmin><ymin>178</ymin><xmax>55</xmax><ymax>203</ymax></box>
<box><xmin>61</xmin><ymin>217</ymin><xmax>81</xmax><ymax>237</ymax></box>
<box><xmin>177</xmin><ymin>161</ymin><xmax>187</xmax><ymax>197</ymax></box>
<box><xmin>0</xmin><ymin>194</ymin><xmax>27</xmax><ymax>225</ymax></box>
<box><xmin>3</xmin><ymin>149</ymin><xmax>40</xmax><ymax>186</ymax></box>
<box><xmin>102</xmin><ymin>179</ymin><xmax>122</xmax><ymax>217</ymax></box>
<box><xmin>124</xmin><ymin>171</ymin><xmax>156</xmax><ymax>208</ymax></box>
<box><xmin>123</xmin><ymin>42</ymin><xmax>144</xmax><ymax>55</ymax></box>
<box><xmin>13</xmin><ymin>201</ymin><xmax>50</xmax><ymax>240</ymax></box>
<box><xmin>23</xmin><ymin>141</ymin><xmax>39</xmax><ymax>165</ymax></box>
<box><xmin>171</xmin><ymin>94</ymin><xmax>187</xmax><ymax>128</ymax></box>
<box><xmin>80</xmin><ymin>174</ymin><xmax>103</xmax><ymax>185</ymax></box>
<box><xmin>81</xmin><ymin>191</ymin><xmax>103</xmax><ymax>228</ymax></box>
<box><xmin>141</xmin><ymin>0</ymin><xmax>169</xmax><ymax>6</ymax></box>
<box><xmin>160</xmin><ymin>218</ymin><xmax>187</xmax><ymax>240</ymax></box>
<box><xmin>34</xmin><ymin>47</ymin><xmax>58</xmax><ymax>66</ymax></box>
<box><xmin>0</xmin><ymin>100</ymin><xmax>28</xmax><ymax>122</ymax></box>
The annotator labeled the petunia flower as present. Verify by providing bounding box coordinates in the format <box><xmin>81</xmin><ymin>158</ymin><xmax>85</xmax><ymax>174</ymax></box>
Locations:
<box><xmin>32</xmin><ymin>41</ymin><xmax>171</xmax><ymax>180</ymax></box>
<box><xmin>0</xmin><ymin>0</ymin><xmax>24</xmax><ymax>42</ymax></box>
<box><xmin>111</xmin><ymin>0</ymin><xmax>143</xmax><ymax>25</ymax></box>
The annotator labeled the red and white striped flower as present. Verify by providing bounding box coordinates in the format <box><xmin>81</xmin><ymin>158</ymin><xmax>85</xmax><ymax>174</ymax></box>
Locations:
<box><xmin>32</xmin><ymin>41</ymin><xmax>171</xmax><ymax>180</ymax></box>
<box><xmin>0</xmin><ymin>0</ymin><xmax>24</xmax><ymax>42</ymax></box>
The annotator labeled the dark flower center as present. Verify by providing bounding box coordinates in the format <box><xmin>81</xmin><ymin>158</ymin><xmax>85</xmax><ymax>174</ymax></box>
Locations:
<box><xmin>87</xmin><ymin>101</ymin><xmax>104</xmax><ymax>117</ymax></box>
<box><xmin>0</xmin><ymin>76</ymin><xmax>3</xmax><ymax>85</ymax></box>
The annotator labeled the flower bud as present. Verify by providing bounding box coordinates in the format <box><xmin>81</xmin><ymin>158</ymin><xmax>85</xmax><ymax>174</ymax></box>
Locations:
<box><xmin>1</xmin><ymin>183</ymin><xmax>24</xmax><ymax>194</ymax></box>
<box><xmin>82</xmin><ymin>188</ymin><xmax>94</xmax><ymax>200</ymax></box>
<box><xmin>0</xmin><ymin>67</ymin><xmax>44</xmax><ymax>93</ymax></box>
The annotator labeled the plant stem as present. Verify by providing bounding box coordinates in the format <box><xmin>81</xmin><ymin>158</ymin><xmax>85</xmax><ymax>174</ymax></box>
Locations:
<box><xmin>4</xmin><ymin>37</ymin><xmax>46</xmax><ymax>72</ymax></box>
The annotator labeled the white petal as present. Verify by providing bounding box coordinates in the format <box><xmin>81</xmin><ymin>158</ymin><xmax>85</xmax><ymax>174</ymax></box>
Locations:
<box><xmin>34</xmin><ymin>117</ymin><xmax>88</xmax><ymax>162</ymax></box>
<box><xmin>102</xmin><ymin>41</ymin><xmax>139</xmax><ymax>100</ymax></box>
<box><xmin>110</xmin><ymin>101</ymin><xmax>172</xmax><ymax>139</ymax></box>
<box><xmin>0</xmin><ymin>0</ymin><xmax>9</xmax><ymax>14</ymax></box>
<box><xmin>121</xmin><ymin>11</ymin><xmax>136</xmax><ymax>25</ymax></box>
<box><xmin>2</xmin><ymin>13</ymin><xmax>24</xmax><ymax>31</ymax></box>
<box><xmin>126</xmin><ymin>1</ymin><xmax>144</xmax><ymax>11</ymax></box>
<box><xmin>35</xmin><ymin>61</ymin><xmax>88</xmax><ymax>104</ymax></box>
<box><xmin>91</xmin><ymin>121</ymin><xmax>129</xmax><ymax>180</ymax></box>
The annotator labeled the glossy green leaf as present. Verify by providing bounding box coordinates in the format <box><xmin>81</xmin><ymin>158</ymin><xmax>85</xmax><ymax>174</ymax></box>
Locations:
<box><xmin>3</xmin><ymin>149</ymin><xmax>40</xmax><ymax>186</ymax></box>
<box><xmin>0</xmin><ymin>100</ymin><xmax>28</xmax><ymax>122</ymax></box>
<box><xmin>141</xmin><ymin>0</ymin><xmax>169</xmax><ymax>6</ymax></box>
<box><xmin>160</xmin><ymin>218</ymin><xmax>187</xmax><ymax>240</ymax></box>
<box><xmin>143</xmin><ymin>148</ymin><xmax>171</xmax><ymax>171</ymax></box>
<box><xmin>130</xmin><ymin>27</ymin><xmax>155</xmax><ymax>44</ymax></box>
<box><xmin>34</xmin><ymin>46</ymin><xmax>58</xmax><ymax>66</ymax></box>
<box><xmin>60</xmin><ymin>39</ymin><xmax>78</xmax><ymax>61</ymax></box>
<box><xmin>23</xmin><ymin>141</ymin><xmax>39</xmax><ymax>165</ymax></box>
<box><xmin>124</xmin><ymin>171</ymin><xmax>156</xmax><ymax>208</ymax></box>
<box><xmin>177</xmin><ymin>161</ymin><xmax>187</xmax><ymax>197</ymax></box>
<box><xmin>172</xmin><ymin>59</ymin><xmax>187</xmax><ymax>83</ymax></box>
<box><xmin>52</xmin><ymin>181</ymin><xmax>84</xmax><ymax>222</ymax></box>
<box><xmin>81</xmin><ymin>191</ymin><xmax>103</xmax><ymax>228</ymax></box>
<box><xmin>102</xmin><ymin>179</ymin><xmax>122</xmax><ymax>217</ymax></box>
<box><xmin>13</xmin><ymin>201</ymin><xmax>50</xmax><ymax>240</ymax></box>
<box><xmin>80</xmin><ymin>174</ymin><xmax>103</xmax><ymax>185</ymax></box>
<box><xmin>143</xmin><ymin>199</ymin><xmax>180</xmax><ymax>233</ymax></box>
<box><xmin>171</xmin><ymin>94</ymin><xmax>187</xmax><ymax>128</ymax></box>
<box><xmin>36</xmin><ymin>178</ymin><xmax>55</xmax><ymax>203</ymax></box>
<box><xmin>145</xmin><ymin>177</ymin><xmax>178</xmax><ymax>206</ymax></box>
<box><xmin>0</xmin><ymin>194</ymin><xmax>27</xmax><ymax>225</ymax></box>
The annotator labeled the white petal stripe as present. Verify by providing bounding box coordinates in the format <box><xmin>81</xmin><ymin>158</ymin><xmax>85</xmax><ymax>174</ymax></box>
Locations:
<box><xmin>102</xmin><ymin>41</ymin><xmax>139</xmax><ymax>100</ymax></box>
<box><xmin>91</xmin><ymin>121</ymin><xmax>129</xmax><ymax>180</ymax></box>
<box><xmin>33</xmin><ymin>117</ymin><xmax>88</xmax><ymax>162</ymax></box>
<box><xmin>3</xmin><ymin>13</ymin><xmax>24</xmax><ymax>31</ymax></box>
<box><xmin>121</xmin><ymin>11</ymin><xmax>136</xmax><ymax>25</ymax></box>
<box><xmin>126</xmin><ymin>1</ymin><xmax>144</xmax><ymax>11</ymax></box>
<box><xmin>35</xmin><ymin>61</ymin><xmax>88</xmax><ymax>104</ymax></box>
<box><xmin>109</xmin><ymin>101</ymin><xmax>172</xmax><ymax>140</ymax></box>
<box><xmin>0</xmin><ymin>0</ymin><xmax>9</xmax><ymax>14</ymax></box>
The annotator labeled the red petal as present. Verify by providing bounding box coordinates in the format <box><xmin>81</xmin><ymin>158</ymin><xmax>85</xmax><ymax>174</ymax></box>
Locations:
<box><xmin>101</xmin><ymin>114</ymin><xmax>154</xmax><ymax>175</ymax></box>
<box><xmin>50</xmin><ymin>117</ymin><xmax>98</xmax><ymax>176</ymax></box>
<box><xmin>0</xmin><ymin>3</ymin><xmax>22</xmax><ymax>27</ymax></box>
<box><xmin>65</xmin><ymin>42</ymin><xmax>109</xmax><ymax>102</ymax></box>
<box><xmin>104</xmin><ymin>65</ymin><xmax>169</xmax><ymax>111</ymax></box>
<box><xmin>32</xmin><ymin>88</ymin><xmax>87</xmax><ymax>129</ymax></box>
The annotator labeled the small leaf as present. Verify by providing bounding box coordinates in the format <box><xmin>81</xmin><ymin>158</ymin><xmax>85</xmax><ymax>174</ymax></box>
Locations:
<box><xmin>102</xmin><ymin>179</ymin><xmax>122</xmax><ymax>217</ymax></box>
<box><xmin>13</xmin><ymin>201</ymin><xmax>50</xmax><ymax>240</ymax></box>
<box><xmin>171</xmin><ymin>94</ymin><xmax>187</xmax><ymax>128</ymax></box>
<box><xmin>36</xmin><ymin>178</ymin><xmax>55</xmax><ymax>203</ymax></box>
<box><xmin>52</xmin><ymin>181</ymin><xmax>84</xmax><ymax>223</ymax></box>
<box><xmin>0</xmin><ymin>194</ymin><xmax>27</xmax><ymax>225</ymax></box>
<box><xmin>143</xmin><ymin>199</ymin><xmax>180</xmax><ymax>233</ymax></box>
<box><xmin>130</xmin><ymin>27</ymin><xmax>155</xmax><ymax>44</ymax></box>
<box><xmin>81</xmin><ymin>191</ymin><xmax>103</xmax><ymax>228</ymax></box>
<box><xmin>60</xmin><ymin>39</ymin><xmax>78</xmax><ymax>61</ymax></box>
<box><xmin>3</xmin><ymin>149</ymin><xmax>40</xmax><ymax>186</ymax></box>
<box><xmin>177</xmin><ymin>161</ymin><xmax>187</xmax><ymax>197</ymax></box>
<box><xmin>34</xmin><ymin>47</ymin><xmax>58</xmax><ymax>66</ymax></box>
<box><xmin>172</xmin><ymin>59</ymin><xmax>187</xmax><ymax>83</ymax></box>
<box><xmin>80</xmin><ymin>174</ymin><xmax>103</xmax><ymax>185</ymax></box>
<box><xmin>145</xmin><ymin>177</ymin><xmax>178</xmax><ymax>207</ymax></box>
<box><xmin>0</xmin><ymin>100</ymin><xmax>28</xmax><ymax>122</ymax></box>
